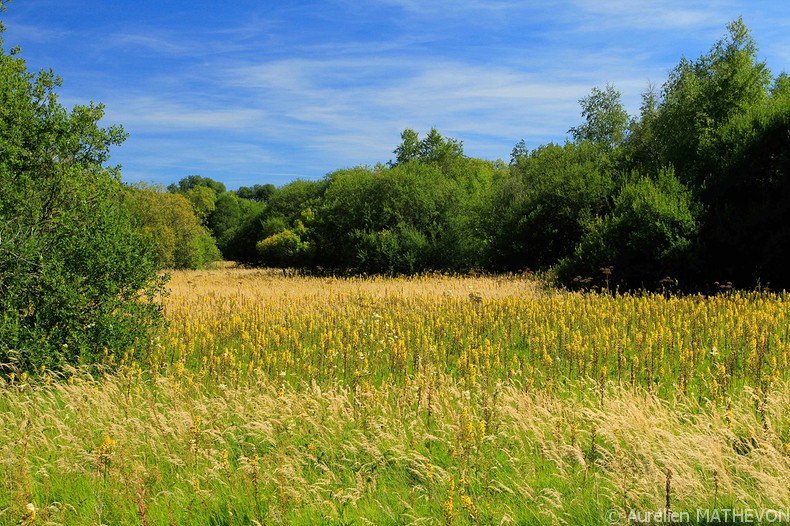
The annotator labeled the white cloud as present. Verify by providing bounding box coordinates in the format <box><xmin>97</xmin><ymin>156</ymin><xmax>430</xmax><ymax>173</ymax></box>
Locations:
<box><xmin>569</xmin><ymin>0</ymin><xmax>734</xmax><ymax>30</ymax></box>
<box><xmin>15</xmin><ymin>0</ymin><xmax>779</xmax><ymax>187</ymax></box>
<box><xmin>106</xmin><ymin>97</ymin><xmax>269</xmax><ymax>131</ymax></box>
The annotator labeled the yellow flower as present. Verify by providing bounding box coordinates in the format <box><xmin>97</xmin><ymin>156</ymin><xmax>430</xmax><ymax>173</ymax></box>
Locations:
<box><xmin>22</xmin><ymin>502</ymin><xmax>36</xmax><ymax>523</ymax></box>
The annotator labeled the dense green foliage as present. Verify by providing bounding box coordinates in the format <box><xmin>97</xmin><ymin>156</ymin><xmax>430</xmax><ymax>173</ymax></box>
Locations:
<box><xmin>0</xmin><ymin>19</ymin><xmax>165</xmax><ymax>371</ymax></box>
<box><xmin>123</xmin><ymin>184</ymin><xmax>221</xmax><ymax>269</ymax></box>
<box><xmin>184</xmin><ymin>19</ymin><xmax>788</xmax><ymax>291</ymax></box>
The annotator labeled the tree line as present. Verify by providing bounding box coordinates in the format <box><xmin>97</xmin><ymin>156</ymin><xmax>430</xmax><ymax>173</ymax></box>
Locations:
<box><xmin>149</xmin><ymin>19</ymin><xmax>789</xmax><ymax>292</ymax></box>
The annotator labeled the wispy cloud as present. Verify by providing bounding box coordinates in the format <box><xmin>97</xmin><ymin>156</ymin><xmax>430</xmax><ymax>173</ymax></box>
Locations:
<box><xmin>570</xmin><ymin>0</ymin><xmax>733</xmax><ymax>30</ymax></box>
<box><xmin>102</xmin><ymin>39</ymin><xmax>675</xmax><ymax>181</ymax></box>
<box><xmin>106</xmin><ymin>97</ymin><xmax>269</xmax><ymax>131</ymax></box>
<box><xmin>7</xmin><ymin>0</ymin><xmax>785</xmax><ymax>187</ymax></box>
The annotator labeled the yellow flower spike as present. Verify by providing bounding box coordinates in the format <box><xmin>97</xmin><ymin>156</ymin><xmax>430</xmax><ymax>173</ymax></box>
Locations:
<box><xmin>443</xmin><ymin>495</ymin><xmax>455</xmax><ymax>522</ymax></box>
<box><xmin>22</xmin><ymin>502</ymin><xmax>36</xmax><ymax>524</ymax></box>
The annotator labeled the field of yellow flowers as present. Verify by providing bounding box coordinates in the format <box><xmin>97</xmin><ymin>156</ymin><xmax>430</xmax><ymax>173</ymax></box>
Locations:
<box><xmin>2</xmin><ymin>269</ymin><xmax>790</xmax><ymax>525</ymax></box>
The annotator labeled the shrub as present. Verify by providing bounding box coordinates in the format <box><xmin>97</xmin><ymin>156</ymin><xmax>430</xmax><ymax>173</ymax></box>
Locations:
<box><xmin>557</xmin><ymin>169</ymin><xmax>699</xmax><ymax>290</ymax></box>
<box><xmin>0</xmin><ymin>24</ymin><xmax>166</xmax><ymax>372</ymax></box>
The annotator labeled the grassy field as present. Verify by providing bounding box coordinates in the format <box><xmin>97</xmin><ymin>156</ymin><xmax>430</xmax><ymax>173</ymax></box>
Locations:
<box><xmin>2</xmin><ymin>269</ymin><xmax>790</xmax><ymax>525</ymax></box>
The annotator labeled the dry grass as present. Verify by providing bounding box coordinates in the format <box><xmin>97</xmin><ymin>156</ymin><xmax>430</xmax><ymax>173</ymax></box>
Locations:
<box><xmin>2</xmin><ymin>372</ymin><xmax>789</xmax><ymax>524</ymax></box>
<box><xmin>2</xmin><ymin>270</ymin><xmax>790</xmax><ymax>525</ymax></box>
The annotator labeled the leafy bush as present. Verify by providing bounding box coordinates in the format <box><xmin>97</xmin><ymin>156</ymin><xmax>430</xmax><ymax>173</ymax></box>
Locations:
<box><xmin>124</xmin><ymin>184</ymin><xmax>221</xmax><ymax>269</ymax></box>
<box><xmin>488</xmin><ymin>142</ymin><xmax>614</xmax><ymax>271</ymax></box>
<box><xmin>0</xmin><ymin>33</ymin><xmax>166</xmax><ymax>371</ymax></box>
<box><xmin>256</xmin><ymin>222</ymin><xmax>314</xmax><ymax>268</ymax></box>
<box><xmin>557</xmin><ymin>169</ymin><xmax>699</xmax><ymax>289</ymax></box>
<box><xmin>354</xmin><ymin>223</ymin><xmax>430</xmax><ymax>274</ymax></box>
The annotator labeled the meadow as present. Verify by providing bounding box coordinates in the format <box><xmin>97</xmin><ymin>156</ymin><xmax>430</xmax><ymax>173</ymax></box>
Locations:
<box><xmin>2</xmin><ymin>269</ymin><xmax>790</xmax><ymax>525</ymax></box>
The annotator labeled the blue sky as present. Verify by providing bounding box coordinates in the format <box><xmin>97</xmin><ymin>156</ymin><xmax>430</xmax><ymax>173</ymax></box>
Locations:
<box><xmin>3</xmin><ymin>1</ymin><xmax>790</xmax><ymax>189</ymax></box>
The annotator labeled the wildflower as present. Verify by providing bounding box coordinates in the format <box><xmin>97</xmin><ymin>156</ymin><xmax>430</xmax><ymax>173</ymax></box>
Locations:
<box><xmin>460</xmin><ymin>494</ymin><xmax>478</xmax><ymax>519</ymax></box>
<box><xmin>21</xmin><ymin>503</ymin><xmax>36</xmax><ymax>524</ymax></box>
<box><xmin>443</xmin><ymin>495</ymin><xmax>455</xmax><ymax>523</ymax></box>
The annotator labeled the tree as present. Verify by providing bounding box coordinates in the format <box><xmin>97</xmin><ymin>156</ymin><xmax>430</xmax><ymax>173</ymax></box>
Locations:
<box><xmin>256</xmin><ymin>219</ymin><xmax>314</xmax><ymax>268</ymax></box>
<box><xmin>0</xmin><ymin>16</ymin><xmax>165</xmax><ymax>372</ymax></box>
<box><xmin>697</xmin><ymin>87</ymin><xmax>790</xmax><ymax>287</ymax></box>
<box><xmin>389</xmin><ymin>128</ymin><xmax>464</xmax><ymax>168</ymax></box>
<box><xmin>390</xmin><ymin>129</ymin><xmax>420</xmax><ymax>166</ymax></box>
<box><xmin>236</xmin><ymin>183</ymin><xmax>275</xmax><ymax>202</ymax></box>
<box><xmin>487</xmin><ymin>142</ymin><xmax>614</xmax><ymax>271</ymax></box>
<box><xmin>219</xmin><ymin>199</ymin><xmax>267</xmax><ymax>263</ymax></box>
<box><xmin>568</xmin><ymin>84</ymin><xmax>629</xmax><ymax>153</ymax></box>
<box><xmin>314</xmin><ymin>161</ymin><xmax>471</xmax><ymax>273</ymax></box>
<box><xmin>167</xmin><ymin>175</ymin><xmax>226</xmax><ymax>195</ymax></box>
<box><xmin>654</xmin><ymin>18</ymin><xmax>772</xmax><ymax>188</ymax></box>
<box><xmin>557</xmin><ymin>169</ymin><xmax>699</xmax><ymax>290</ymax></box>
<box><xmin>185</xmin><ymin>185</ymin><xmax>216</xmax><ymax>225</ymax></box>
<box><xmin>209</xmin><ymin>191</ymin><xmax>243</xmax><ymax>253</ymax></box>
<box><xmin>622</xmin><ymin>83</ymin><xmax>662</xmax><ymax>176</ymax></box>
<box><xmin>510</xmin><ymin>139</ymin><xmax>529</xmax><ymax>165</ymax></box>
<box><xmin>266</xmin><ymin>179</ymin><xmax>327</xmax><ymax>220</ymax></box>
<box><xmin>124</xmin><ymin>184</ymin><xmax>221</xmax><ymax>269</ymax></box>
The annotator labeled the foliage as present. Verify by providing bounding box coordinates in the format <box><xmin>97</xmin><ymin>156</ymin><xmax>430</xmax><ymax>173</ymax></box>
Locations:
<box><xmin>167</xmin><ymin>174</ymin><xmax>227</xmax><ymax>195</ymax></box>
<box><xmin>184</xmin><ymin>185</ymin><xmax>216</xmax><ymax>225</ymax></box>
<box><xmin>236</xmin><ymin>183</ymin><xmax>275</xmax><ymax>202</ymax></box>
<box><xmin>123</xmin><ymin>184</ymin><xmax>221</xmax><ymax>269</ymax></box>
<box><xmin>557</xmin><ymin>169</ymin><xmax>699</xmax><ymax>289</ymax></box>
<box><xmin>167</xmin><ymin>18</ymin><xmax>787</xmax><ymax>291</ymax></box>
<box><xmin>487</xmin><ymin>141</ymin><xmax>614</xmax><ymax>271</ymax></box>
<box><xmin>217</xmin><ymin>199</ymin><xmax>267</xmax><ymax>264</ymax></box>
<box><xmin>256</xmin><ymin>220</ymin><xmax>314</xmax><ymax>268</ymax></box>
<box><xmin>0</xmin><ymin>24</ymin><xmax>165</xmax><ymax>372</ymax></box>
<box><xmin>29</xmin><ymin>17</ymin><xmax>779</xmax><ymax>291</ymax></box>
<box><xmin>652</xmin><ymin>18</ymin><xmax>772</xmax><ymax>189</ymax></box>
<box><xmin>207</xmin><ymin>191</ymin><xmax>243</xmax><ymax>251</ymax></box>
<box><xmin>568</xmin><ymin>83</ymin><xmax>630</xmax><ymax>153</ymax></box>
<box><xmin>697</xmin><ymin>86</ymin><xmax>790</xmax><ymax>287</ymax></box>
<box><xmin>389</xmin><ymin>127</ymin><xmax>464</xmax><ymax>168</ymax></box>
<box><xmin>314</xmin><ymin>162</ymin><xmax>479</xmax><ymax>273</ymax></box>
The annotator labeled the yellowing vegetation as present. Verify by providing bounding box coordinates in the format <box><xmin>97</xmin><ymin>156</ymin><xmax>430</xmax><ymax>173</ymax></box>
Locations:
<box><xmin>147</xmin><ymin>269</ymin><xmax>789</xmax><ymax>401</ymax></box>
<box><xmin>2</xmin><ymin>269</ymin><xmax>790</xmax><ymax>525</ymax></box>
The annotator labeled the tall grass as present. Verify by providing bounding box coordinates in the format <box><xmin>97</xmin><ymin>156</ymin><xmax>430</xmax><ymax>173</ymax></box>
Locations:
<box><xmin>1</xmin><ymin>269</ymin><xmax>789</xmax><ymax>525</ymax></box>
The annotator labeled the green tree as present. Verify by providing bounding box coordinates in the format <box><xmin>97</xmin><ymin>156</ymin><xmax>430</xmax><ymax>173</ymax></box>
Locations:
<box><xmin>185</xmin><ymin>185</ymin><xmax>217</xmax><ymax>225</ymax></box>
<box><xmin>390</xmin><ymin>129</ymin><xmax>420</xmax><ymax>166</ymax></box>
<box><xmin>167</xmin><ymin>175</ymin><xmax>226</xmax><ymax>195</ymax></box>
<box><xmin>0</xmin><ymin>16</ymin><xmax>165</xmax><ymax>372</ymax></box>
<box><xmin>557</xmin><ymin>170</ymin><xmax>699</xmax><ymax>290</ymax></box>
<box><xmin>487</xmin><ymin>142</ymin><xmax>614</xmax><ymax>271</ymax></box>
<box><xmin>256</xmin><ymin>219</ymin><xmax>314</xmax><ymax>268</ymax></box>
<box><xmin>389</xmin><ymin>128</ymin><xmax>464</xmax><ymax>168</ymax></box>
<box><xmin>568</xmin><ymin>84</ymin><xmax>630</xmax><ymax>153</ymax></box>
<box><xmin>315</xmin><ymin>161</ymin><xmax>471</xmax><ymax>273</ymax></box>
<box><xmin>266</xmin><ymin>179</ymin><xmax>327</xmax><ymax>220</ymax></box>
<box><xmin>654</xmin><ymin>18</ymin><xmax>772</xmax><ymax>188</ymax></box>
<box><xmin>208</xmin><ymin>191</ymin><xmax>242</xmax><ymax>253</ymax></box>
<box><xmin>219</xmin><ymin>199</ymin><xmax>267</xmax><ymax>264</ymax></box>
<box><xmin>622</xmin><ymin>84</ymin><xmax>662</xmax><ymax>176</ymax></box>
<box><xmin>124</xmin><ymin>184</ymin><xmax>221</xmax><ymax>269</ymax></box>
<box><xmin>697</xmin><ymin>87</ymin><xmax>790</xmax><ymax>287</ymax></box>
<box><xmin>236</xmin><ymin>183</ymin><xmax>275</xmax><ymax>202</ymax></box>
